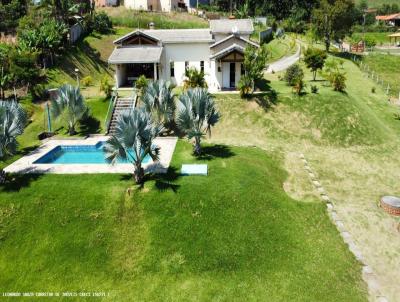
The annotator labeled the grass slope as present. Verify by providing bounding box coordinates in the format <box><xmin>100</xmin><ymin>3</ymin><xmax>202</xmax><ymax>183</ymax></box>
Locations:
<box><xmin>99</xmin><ymin>7</ymin><xmax>208</xmax><ymax>29</ymax></box>
<box><xmin>0</xmin><ymin>142</ymin><xmax>366</xmax><ymax>301</ymax></box>
<box><xmin>362</xmin><ymin>53</ymin><xmax>400</xmax><ymax>95</ymax></box>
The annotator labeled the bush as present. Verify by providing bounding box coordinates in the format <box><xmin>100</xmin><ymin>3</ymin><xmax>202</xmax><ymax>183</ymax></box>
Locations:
<box><xmin>183</xmin><ymin>67</ymin><xmax>207</xmax><ymax>89</ymax></box>
<box><xmin>330</xmin><ymin>71</ymin><xmax>346</xmax><ymax>92</ymax></box>
<box><xmin>92</xmin><ymin>12</ymin><xmax>113</xmax><ymax>34</ymax></box>
<box><xmin>238</xmin><ymin>75</ymin><xmax>253</xmax><ymax>98</ymax></box>
<box><xmin>293</xmin><ymin>78</ymin><xmax>305</xmax><ymax>95</ymax></box>
<box><xmin>134</xmin><ymin>75</ymin><xmax>149</xmax><ymax>94</ymax></box>
<box><xmin>371</xmin><ymin>87</ymin><xmax>376</xmax><ymax>93</ymax></box>
<box><xmin>31</xmin><ymin>84</ymin><xmax>48</xmax><ymax>101</ymax></box>
<box><xmin>311</xmin><ymin>85</ymin><xmax>318</xmax><ymax>94</ymax></box>
<box><xmin>284</xmin><ymin>64</ymin><xmax>304</xmax><ymax>86</ymax></box>
<box><xmin>100</xmin><ymin>76</ymin><xmax>113</xmax><ymax>98</ymax></box>
<box><xmin>81</xmin><ymin>76</ymin><xmax>93</xmax><ymax>87</ymax></box>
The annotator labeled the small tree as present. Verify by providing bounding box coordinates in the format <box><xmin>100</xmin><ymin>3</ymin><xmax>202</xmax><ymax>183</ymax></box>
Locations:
<box><xmin>51</xmin><ymin>84</ymin><xmax>87</xmax><ymax>135</ymax></box>
<box><xmin>183</xmin><ymin>67</ymin><xmax>207</xmax><ymax>89</ymax></box>
<box><xmin>100</xmin><ymin>75</ymin><xmax>113</xmax><ymax>98</ymax></box>
<box><xmin>0</xmin><ymin>100</ymin><xmax>27</xmax><ymax>183</ymax></box>
<box><xmin>303</xmin><ymin>48</ymin><xmax>327</xmax><ymax>81</ymax></box>
<box><xmin>104</xmin><ymin>108</ymin><xmax>162</xmax><ymax>184</ymax></box>
<box><xmin>242</xmin><ymin>45</ymin><xmax>268</xmax><ymax>93</ymax></box>
<box><xmin>176</xmin><ymin>88</ymin><xmax>220</xmax><ymax>156</ymax></box>
<box><xmin>142</xmin><ymin>80</ymin><xmax>176</xmax><ymax>128</ymax></box>
<box><xmin>284</xmin><ymin>64</ymin><xmax>304</xmax><ymax>86</ymax></box>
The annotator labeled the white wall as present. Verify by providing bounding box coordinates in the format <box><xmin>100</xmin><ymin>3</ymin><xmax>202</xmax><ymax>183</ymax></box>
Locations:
<box><xmin>115</xmin><ymin>65</ymin><xmax>126</xmax><ymax>88</ymax></box>
<box><xmin>124</xmin><ymin>0</ymin><xmax>148</xmax><ymax>10</ymax></box>
<box><xmin>161</xmin><ymin>43</ymin><xmax>213</xmax><ymax>87</ymax></box>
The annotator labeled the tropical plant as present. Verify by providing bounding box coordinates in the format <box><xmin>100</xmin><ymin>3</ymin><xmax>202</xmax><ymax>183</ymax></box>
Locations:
<box><xmin>81</xmin><ymin>76</ymin><xmax>93</xmax><ymax>87</ymax></box>
<box><xmin>237</xmin><ymin>75</ymin><xmax>253</xmax><ymax>98</ymax></box>
<box><xmin>311</xmin><ymin>85</ymin><xmax>319</xmax><ymax>94</ymax></box>
<box><xmin>242</xmin><ymin>45</ymin><xmax>268</xmax><ymax>93</ymax></box>
<box><xmin>100</xmin><ymin>75</ymin><xmax>113</xmax><ymax>98</ymax></box>
<box><xmin>142</xmin><ymin>80</ymin><xmax>176</xmax><ymax>128</ymax></box>
<box><xmin>51</xmin><ymin>84</ymin><xmax>87</xmax><ymax>135</ymax></box>
<box><xmin>134</xmin><ymin>75</ymin><xmax>149</xmax><ymax>95</ymax></box>
<box><xmin>104</xmin><ymin>108</ymin><xmax>162</xmax><ymax>184</ymax></box>
<box><xmin>303</xmin><ymin>47</ymin><xmax>327</xmax><ymax>81</ymax></box>
<box><xmin>0</xmin><ymin>100</ymin><xmax>27</xmax><ymax>183</ymax></box>
<box><xmin>92</xmin><ymin>12</ymin><xmax>113</xmax><ymax>34</ymax></box>
<box><xmin>183</xmin><ymin>67</ymin><xmax>207</xmax><ymax>89</ymax></box>
<box><xmin>176</xmin><ymin>88</ymin><xmax>220</xmax><ymax>156</ymax></box>
<box><xmin>284</xmin><ymin>64</ymin><xmax>304</xmax><ymax>86</ymax></box>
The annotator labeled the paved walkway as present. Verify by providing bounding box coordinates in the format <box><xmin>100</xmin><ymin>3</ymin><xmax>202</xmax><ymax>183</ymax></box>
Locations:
<box><xmin>266</xmin><ymin>44</ymin><xmax>301</xmax><ymax>73</ymax></box>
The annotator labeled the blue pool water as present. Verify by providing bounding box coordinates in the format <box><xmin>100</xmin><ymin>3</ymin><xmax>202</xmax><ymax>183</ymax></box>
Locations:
<box><xmin>34</xmin><ymin>142</ymin><xmax>151</xmax><ymax>164</ymax></box>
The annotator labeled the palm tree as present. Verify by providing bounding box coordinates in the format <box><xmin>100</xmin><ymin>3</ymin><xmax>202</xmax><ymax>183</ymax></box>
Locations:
<box><xmin>51</xmin><ymin>84</ymin><xmax>87</xmax><ymax>135</ymax></box>
<box><xmin>104</xmin><ymin>108</ymin><xmax>163</xmax><ymax>184</ymax></box>
<box><xmin>0</xmin><ymin>100</ymin><xmax>27</xmax><ymax>183</ymax></box>
<box><xmin>176</xmin><ymin>88</ymin><xmax>220</xmax><ymax>156</ymax></box>
<box><xmin>141</xmin><ymin>80</ymin><xmax>176</xmax><ymax>128</ymax></box>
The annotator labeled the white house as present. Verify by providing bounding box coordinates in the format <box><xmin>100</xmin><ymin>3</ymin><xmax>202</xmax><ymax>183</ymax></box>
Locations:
<box><xmin>108</xmin><ymin>19</ymin><xmax>258</xmax><ymax>92</ymax></box>
<box><xmin>124</xmin><ymin>0</ymin><xmax>188</xmax><ymax>12</ymax></box>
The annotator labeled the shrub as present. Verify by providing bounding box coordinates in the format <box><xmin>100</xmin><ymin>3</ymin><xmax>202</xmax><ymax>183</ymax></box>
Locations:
<box><xmin>31</xmin><ymin>84</ymin><xmax>48</xmax><ymax>101</ymax></box>
<box><xmin>183</xmin><ymin>67</ymin><xmax>207</xmax><ymax>89</ymax></box>
<box><xmin>134</xmin><ymin>75</ymin><xmax>149</xmax><ymax>94</ymax></box>
<box><xmin>293</xmin><ymin>78</ymin><xmax>305</xmax><ymax>95</ymax></box>
<box><xmin>100</xmin><ymin>76</ymin><xmax>113</xmax><ymax>98</ymax></box>
<box><xmin>92</xmin><ymin>12</ymin><xmax>113</xmax><ymax>34</ymax></box>
<box><xmin>81</xmin><ymin>76</ymin><xmax>93</xmax><ymax>87</ymax></box>
<box><xmin>311</xmin><ymin>85</ymin><xmax>318</xmax><ymax>94</ymax></box>
<box><xmin>238</xmin><ymin>75</ymin><xmax>253</xmax><ymax>98</ymax></box>
<box><xmin>284</xmin><ymin>64</ymin><xmax>304</xmax><ymax>86</ymax></box>
<box><xmin>371</xmin><ymin>87</ymin><xmax>376</xmax><ymax>93</ymax></box>
<box><xmin>330</xmin><ymin>71</ymin><xmax>346</xmax><ymax>92</ymax></box>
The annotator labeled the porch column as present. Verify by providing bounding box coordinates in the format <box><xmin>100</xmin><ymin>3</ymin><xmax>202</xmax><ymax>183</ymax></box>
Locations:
<box><xmin>154</xmin><ymin>63</ymin><xmax>157</xmax><ymax>80</ymax></box>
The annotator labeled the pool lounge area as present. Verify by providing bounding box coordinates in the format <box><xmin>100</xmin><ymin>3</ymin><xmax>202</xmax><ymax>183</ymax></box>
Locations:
<box><xmin>4</xmin><ymin>136</ymin><xmax>178</xmax><ymax>174</ymax></box>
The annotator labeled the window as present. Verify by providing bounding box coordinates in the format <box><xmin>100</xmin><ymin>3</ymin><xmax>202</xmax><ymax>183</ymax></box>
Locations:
<box><xmin>185</xmin><ymin>61</ymin><xmax>189</xmax><ymax>70</ymax></box>
<box><xmin>200</xmin><ymin>61</ymin><xmax>204</xmax><ymax>73</ymax></box>
<box><xmin>170</xmin><ymin>61</ymin><xmax>175</xmax><ymax>77</ymax></box>
<box><xmin>241</xmin><ymin>63</ymin><xmax>245</xmax><ymax>75</ymax></box>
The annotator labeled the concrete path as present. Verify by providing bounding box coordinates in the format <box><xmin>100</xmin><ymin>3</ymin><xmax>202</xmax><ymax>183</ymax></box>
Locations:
<box><xmin>266</xmin><ymin>45</ymin><xmax>301</xmax><ymax>73</ymax></box>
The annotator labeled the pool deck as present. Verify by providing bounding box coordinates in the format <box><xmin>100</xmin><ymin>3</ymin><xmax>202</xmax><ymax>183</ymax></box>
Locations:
<box><xmin>4</xmin><ymin>136</ymin><xmax>178</xmax><ymax>174</ymax></box>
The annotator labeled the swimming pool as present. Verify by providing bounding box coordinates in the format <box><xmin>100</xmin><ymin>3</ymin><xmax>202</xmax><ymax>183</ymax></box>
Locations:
<box><xmin>34</xmin><ymin>142</ymin><xmax>151</xmax><ymax>164</ymax></box>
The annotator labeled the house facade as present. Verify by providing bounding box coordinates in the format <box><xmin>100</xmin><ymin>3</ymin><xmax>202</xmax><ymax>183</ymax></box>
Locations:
<box><xmin>108</xmin><ymin>19</ymin><xmax>258</xmax><ymax>92</ymax></box>
<box><xmin>124</xmin><ymin>0</ymin><xmax>188</xmax><ymax>12</ymax></box>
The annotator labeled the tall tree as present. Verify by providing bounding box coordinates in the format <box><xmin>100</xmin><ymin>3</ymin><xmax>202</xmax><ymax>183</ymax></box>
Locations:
<box><xmin>312</xmin><ymin>0</ymin><xmax>357</xmax><ymax>52</ymax></box>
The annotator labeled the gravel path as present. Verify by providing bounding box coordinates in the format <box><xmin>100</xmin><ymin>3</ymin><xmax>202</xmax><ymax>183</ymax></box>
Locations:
<box><xmin>266</xmin><ymin>44</ymin><xmax>301</xmax><ymax>73</ymax></box>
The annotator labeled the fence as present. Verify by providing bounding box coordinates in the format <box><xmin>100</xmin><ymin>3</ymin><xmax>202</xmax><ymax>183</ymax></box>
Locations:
<box><xmin>350</xmin><ymin>55</ymin><xmax>400</xmax><ymax>101</ymax></box>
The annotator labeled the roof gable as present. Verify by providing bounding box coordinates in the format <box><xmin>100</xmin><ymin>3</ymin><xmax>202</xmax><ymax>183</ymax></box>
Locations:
<box><xmin>210</xmin><ymin>34</ymin><xmax>259</xmax><ymax>49</ymax></box>
<box><xmin>113</xmin><ymin>30</ymin><xmax>160</xmax><ymax>45</ymax></box>
<box><xmin>210</xmin><ymin>19</ymin><xmax>254</xmax><ymax>34</ymax></box>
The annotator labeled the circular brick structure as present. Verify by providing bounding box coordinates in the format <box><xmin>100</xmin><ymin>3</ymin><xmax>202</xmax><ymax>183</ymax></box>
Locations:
<box><xmin>380</xmin><ymin>196</ymin><xmax>400</xmax><ymax>216</ymax></box>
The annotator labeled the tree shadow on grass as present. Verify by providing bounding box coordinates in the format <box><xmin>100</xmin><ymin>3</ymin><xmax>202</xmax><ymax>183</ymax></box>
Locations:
<box><xmin>79</xmin><ymin>114</ymin><xmax>101</xmax><ymax>136</ymax></box>
<box><xmin>1</xmin><ymin>172</ymin><xmax>43</xmax><ymax>192</ymax></box>
<box><xmin>196</xmin><ymin>145</ymin><xmax>235</xmax><ymax>161</ymax></box>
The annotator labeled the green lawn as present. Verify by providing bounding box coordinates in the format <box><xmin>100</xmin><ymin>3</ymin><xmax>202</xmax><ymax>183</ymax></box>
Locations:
<box><xmin>265</xmin><ymin>35</ymin><xmax>297</xmax><ymax>63</ymax></box>
<box><xmin>361</xmin><ymin>53</ymin><xmax>400</xmax><ymax>95</ymax></box>
<box><xmin>0</xmin><ymin>141</ymin><xmax>366</xmax><ymax>301</ymax></box>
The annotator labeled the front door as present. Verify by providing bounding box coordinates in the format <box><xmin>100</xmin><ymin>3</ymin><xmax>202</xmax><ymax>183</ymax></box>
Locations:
<box><xmin>229</xmin><ymin>63</ymin><xmax>236</xmax><ymax>88</ymax></box>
